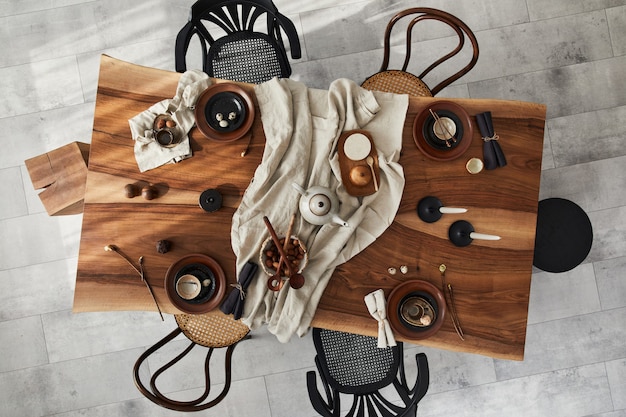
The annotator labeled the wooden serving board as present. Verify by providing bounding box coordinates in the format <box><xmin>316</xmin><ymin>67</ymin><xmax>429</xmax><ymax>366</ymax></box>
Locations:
<box><xmin>337</xmin><ymin>130</ymin><xmax>379</xmax><ymax>196</ymax></box>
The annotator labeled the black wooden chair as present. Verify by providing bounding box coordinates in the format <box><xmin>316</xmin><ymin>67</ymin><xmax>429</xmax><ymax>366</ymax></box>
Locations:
<box><xmin>133</xmin><ymin>313</ymin><xmax>250</xmax><ymax>412</ymax></box>
<box><xmin>362</xmin><ymin>8</ymin><xmax>479</xmax><ymax>97</ymax></box>
<box><xmin>175</xmin><ymin>0</ymin><xmax>301</xmax><ymax>84</ymax></box>
<box><xmin>307</xmin><ymin>328</ymin><xmax>429</xmax><ymax>417</ymax></box>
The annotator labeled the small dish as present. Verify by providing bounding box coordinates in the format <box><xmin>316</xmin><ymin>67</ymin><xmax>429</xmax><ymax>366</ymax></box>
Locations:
<box><xmin>343</xmin><ymin>132</ymin><xmax>372</xmax><ymax>161</ymax></box>
<box><xmin>413</xmin><ymin>101</ymin><xmax>473</xmax><ymax>161</ymax></box>
<box><xmin>194</xmin><ymin>83</ymin><xmax>255</xmax><ymax>142</ymax></box>
<box><xmin>387</xmin><ymin>280</ymin><xmax>447</xmax><ymax>340</ymax></box>
<box><xmin>165</xmin><ymin>254</ymin><xmax>226</xmax><ymax>314</ymax></box>
<box><xmin>338</xmin><ymin>130</ymin><xmax>379</xmax><ymax>197</ymax></box>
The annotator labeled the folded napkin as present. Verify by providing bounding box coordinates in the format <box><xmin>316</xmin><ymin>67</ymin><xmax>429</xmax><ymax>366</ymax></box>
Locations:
<box><xmin>364</xmin><ymin>289</ymin><xmax>396</xmax><ymax>348</ymax></box>
<box><xmin>128</xmin><ymin>70</ymin><xmax>212</xmax><ymax>172</ymax></box>
<box><xmin>475</xmin><ymin>111</ymin><xmax>507</xmax><ymax>170</ymax></box>
<box><xmin>220</xmin><ymin>261</ymin><xmax>258</xmax><ymax>320</ymax></box>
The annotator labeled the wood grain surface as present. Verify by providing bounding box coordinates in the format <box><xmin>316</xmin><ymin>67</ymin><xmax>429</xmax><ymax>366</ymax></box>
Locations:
<box><xmin>74</xmin><ymin>55</ymin><xmax>546</xmax><ymax>360</ymax></box>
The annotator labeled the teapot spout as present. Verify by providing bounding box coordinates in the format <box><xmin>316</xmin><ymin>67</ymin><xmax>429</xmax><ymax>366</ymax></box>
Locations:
<box><xmin>333</xmin><ymin>215</ymin><xmax>349</xmax><ymax>227</ymax></box>
<box><xmin>292</xmin><ymin>182</ymin><xmax>307</xmax><ymax>196</ymax></box>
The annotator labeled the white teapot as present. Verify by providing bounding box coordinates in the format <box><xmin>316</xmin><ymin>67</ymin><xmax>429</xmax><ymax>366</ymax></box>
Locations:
<box><xmin>292</xmin><ymin>183</ymin><xmax>349</xmax><ymax>227</ymax></box>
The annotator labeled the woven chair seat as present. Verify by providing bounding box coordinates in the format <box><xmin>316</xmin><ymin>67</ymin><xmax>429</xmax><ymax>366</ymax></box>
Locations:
<box><xmin>208</xmin><ymin>32</ymin><xmax>287</xmax><ymax>84</ymax></box>
<box><xmin>176</xmin><ymin>312</ymin><xmax>250</xmax><ymax>348</ymax></box>
<box><xmin>362</xmin><ymin>70</ymin><xmax>433</xmax><ymax>97</ymax></box>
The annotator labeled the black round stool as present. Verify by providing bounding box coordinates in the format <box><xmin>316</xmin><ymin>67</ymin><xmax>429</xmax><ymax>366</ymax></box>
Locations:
<box><xmin>533</xmin><ymin>198</ymin><xmax>593</xmax><ymax>273</ymax></box>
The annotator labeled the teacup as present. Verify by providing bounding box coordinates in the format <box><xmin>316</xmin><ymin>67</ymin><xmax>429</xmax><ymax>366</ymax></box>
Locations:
<box><xmin>155</xmin><ymin>129</ymin><xmax>175</xmax><ymax>147</ymax></box>
<box><xmin>432</xmin><ymin>117</ymin><xmax>457</xmax><ymax>140</ymax></box>
<box><xmin>176</xmin><ymin>274</ymin><xmax>202</xmax><ymax>300</ymax></box>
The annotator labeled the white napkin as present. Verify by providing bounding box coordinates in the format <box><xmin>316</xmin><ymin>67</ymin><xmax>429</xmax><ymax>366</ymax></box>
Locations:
<box><xmin>364</xmin><ymin>289</ymin><xmax>396</xmax><ymax>348</ymax></box>
<box><xmin>128</xmin><ymin>70</ymin><xmax>212</xmax><ymax>172</ymax></box>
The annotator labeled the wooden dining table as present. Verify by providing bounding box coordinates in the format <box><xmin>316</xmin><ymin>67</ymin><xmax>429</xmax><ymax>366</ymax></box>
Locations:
<box><xmin>73</xmin><ymin>55</ymin><xmax>546</xmax><ymax>360</ymax></box>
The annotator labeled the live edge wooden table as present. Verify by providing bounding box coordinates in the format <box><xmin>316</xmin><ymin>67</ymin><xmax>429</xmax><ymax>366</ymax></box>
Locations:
<box><xmin>74</xmin><ymin>55</ymin><xmax>546</xmax><ymax>361</ymax></box>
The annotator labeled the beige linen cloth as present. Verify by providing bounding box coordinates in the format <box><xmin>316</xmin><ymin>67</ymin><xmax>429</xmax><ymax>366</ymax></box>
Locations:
<box><xmin>128</xmin><ymin>70</ymin><xmax>212</xmax><ymax>172</ymax></box>
<box><xmin>231</xmin><ymin>78</ymin><xmax>408</xmax><ymax>342</ymax></box>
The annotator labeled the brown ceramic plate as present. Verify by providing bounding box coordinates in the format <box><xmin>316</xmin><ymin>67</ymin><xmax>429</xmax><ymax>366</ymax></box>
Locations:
<box><xmin>194</xmin><ymin>83</ymin><xmax>255</xmax><ymax>142</ymax></box>
<box><xmin>413</xmin><ymin>101</ymin><xmax>473</xmax><ymax>161</ymax></box>
<box><xmin>165</xmin><ymin>254</ymin><xmax>226</xmax><ymax>314</ymax></box>
<box><xmin>338</xmin><ymin>130</ymin><xmax>379</xmax><ymax>196</ymax></box>
<box><xmin>387</xmin><ymin>279</ymin><xmax>447</xmax><ymax>340</ymax></box>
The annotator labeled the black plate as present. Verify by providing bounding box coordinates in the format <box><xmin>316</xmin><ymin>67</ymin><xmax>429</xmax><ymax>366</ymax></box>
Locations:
<box><xmin>174</xmin><ymin>262</ymin><xmax>216</xmax><ymax>304</ymax></box>
<box><xmin>422</xmin><ymin>110</ymin><xmax>464</xmax><ymax>150</ymax></box>
<box><xmin>204</xmin><ymin>92</ymin><xmax>246</xmax><ymax>133</ymax></box>
<box><xmin>397</xmin><ymin>291</ymin><xmax>440</xmax><ymax>332</ymax></box>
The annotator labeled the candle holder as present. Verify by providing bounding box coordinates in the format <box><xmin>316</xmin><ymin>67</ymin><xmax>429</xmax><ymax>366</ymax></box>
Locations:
<box><xmin>417</xmin><ymin>196</ymin><xmax>467</xmax><ymax>223</ymax></box>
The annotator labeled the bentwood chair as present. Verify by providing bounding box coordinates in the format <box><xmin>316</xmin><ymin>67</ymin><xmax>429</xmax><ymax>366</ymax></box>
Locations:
<box><xmin>362</xmin><ymin>8</ymin><xmax>479</xmax><ymax>97</ymax></box>
<box><xmin>307</xmin><ymin>328</ymin><xmax>429</xmax><ymax>417</ymax></box>
<box><xmin>133</xmin><ymin>313</ymin><xmax>250</xmax><ymax>412</ymax></box>
<box><xmin>175</xmin><ymin>0</ymin><xmax>301</xmax><ymax>84</ymax></box>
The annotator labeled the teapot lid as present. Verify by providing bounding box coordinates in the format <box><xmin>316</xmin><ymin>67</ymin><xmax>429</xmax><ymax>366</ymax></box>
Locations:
<box><xmin>309</xmin><ymin>193</ymin><xmax>331</xmax><ymax>216</ymax></box>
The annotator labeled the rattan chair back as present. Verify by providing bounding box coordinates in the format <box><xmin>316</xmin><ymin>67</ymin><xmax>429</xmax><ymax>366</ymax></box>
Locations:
<box><xmin>133</xmin><ymin>312</ymin><xmax>250</xmax><ymax>412</ymax></box>
<box><xmin>175</xmin><ymin>0</ymin><xmax>301</xmax><ymax>84</ymax></box>
<box><xmin>362</xmin><ymin>8</ymin><xmax>479</xmax><ymax>96</ymax></box>
<box><xmin>307</xmin><ymin>328</ymin><xmax>429</xmax><ymax>417</ymax></box>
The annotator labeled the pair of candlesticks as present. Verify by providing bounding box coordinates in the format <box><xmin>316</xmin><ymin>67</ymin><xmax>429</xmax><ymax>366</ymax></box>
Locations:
<box><xmin>417</xmin><ymin>196</ymin><xmax>501</xmax><ymax>247</ymax></box>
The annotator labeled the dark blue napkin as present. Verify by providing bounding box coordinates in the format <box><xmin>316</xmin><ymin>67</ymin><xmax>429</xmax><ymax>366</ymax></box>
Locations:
<box><xmin>475</xmin><ymin>111</ymin><xmax>506</xmax><ymax>170</ymax></box>
<box><xmin>220</xmin><ymin>261</ymin><xmax>258</xmax><ymax>320</ymax></box>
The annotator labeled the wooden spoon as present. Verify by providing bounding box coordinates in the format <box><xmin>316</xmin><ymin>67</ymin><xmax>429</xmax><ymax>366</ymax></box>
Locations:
<box><xmin>267</xmin><ymin>214</ymin><xmax>296</xmax><ymax>291</ymax></box>
<box><xmin>366</xmin><ymin>156</ymin><xmax>378</xmax><ymax>192</ymax></box>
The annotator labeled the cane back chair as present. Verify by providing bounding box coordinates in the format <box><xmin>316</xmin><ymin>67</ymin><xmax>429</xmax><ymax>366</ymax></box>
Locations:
<box><xmin>307</xmin><ymin>328</ymin><xmax>429</xmax><ymax>417</ymax></box>
<box><xmin>175</xmin><ymin>0</ymin><xmax>301</xmax><ymax>84</ymax></box>
<box><xmin>133</xmin><ymin>312</ymin><xmax>250</xmax><ymax>412</ymax></box>
<box><xmin>362</xmin><ymin>8</ymin><xmax>479</xmax><ymax>97</ymax></box>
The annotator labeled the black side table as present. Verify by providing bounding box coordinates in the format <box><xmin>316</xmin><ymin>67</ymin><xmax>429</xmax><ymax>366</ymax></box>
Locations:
<box><xmin>533</xmin><ymin>198</ymin><xmax>593</xmax><ymax>273</ymax></box>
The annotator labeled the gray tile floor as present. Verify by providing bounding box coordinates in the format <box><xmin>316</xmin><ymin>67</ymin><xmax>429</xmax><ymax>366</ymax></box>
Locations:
<box><xmin>1</xmin><ymin>0</ymin><xmax>625</xmax><ymax>416</ymax></box>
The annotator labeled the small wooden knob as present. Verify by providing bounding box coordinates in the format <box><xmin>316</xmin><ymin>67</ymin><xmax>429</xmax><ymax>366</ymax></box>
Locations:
<box><xmin>142</xmin><ymin>185</ymin><xmax>157</xmax><ymax>200</ymax></box>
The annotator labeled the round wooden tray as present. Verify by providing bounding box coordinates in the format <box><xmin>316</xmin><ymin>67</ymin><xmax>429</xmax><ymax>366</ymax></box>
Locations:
<box><xmin>165</xmin><ymin>254</ymin><xmax>226</xmax><ymax>314</ymax></box>
<box><xmin>387</xmin><ymin>279</ymin><xmax>447</xmax><ymax>340</ymax></box>
<box><xmin>337</xmin><ymin>130</ymin><xmax>379</xmax><ymax>196</ymax></box>
<box><xmin>413</xmin><ymin>101</ymin><xmax>473</xmax><ymax>161</ymax></box>
<box><xmin>194</xmin><ymin>83</ymin><xmax>255</xmax><ymax>142</ymax></box>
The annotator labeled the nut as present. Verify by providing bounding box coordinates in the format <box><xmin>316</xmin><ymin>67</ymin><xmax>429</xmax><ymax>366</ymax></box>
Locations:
<box><xmin>265</xmin><ymin>237</ymin><xmax>303</xmax><ymax>276</ymax></box>
<box><xmin>155</xmin><ymin>118</ymin><xmax>166</xmax><ymax>129</ymax></box>
<box><xmin>124</xmin><ymin>184</ymin><xmax>139</xmax><ymax>198</ymax></box>
<box><xmin>156</xmin><ymin>240</ymin><xmax>171</xmax><ymax>254</ymax></box>
<box><xmin>166</xmin><ymin>120</ymin><xmax>176</xmax><ymax>128</ymax></box>
<box><xmin>142</xmin><ymin>185</ymin><xmax>157</xmax><ymax>200</ymax></box>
